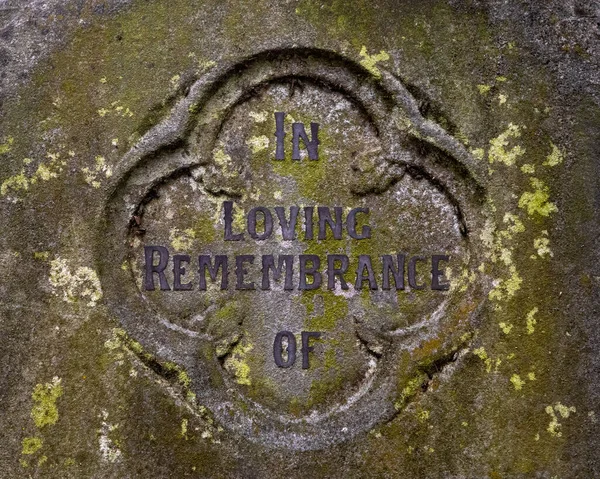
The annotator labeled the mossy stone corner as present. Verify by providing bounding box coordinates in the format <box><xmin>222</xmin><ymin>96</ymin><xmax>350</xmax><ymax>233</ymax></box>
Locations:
<box><xmin>0</xmin><ymin>1</ymin><xmax>598</xmax><ymax>477</ymax></box>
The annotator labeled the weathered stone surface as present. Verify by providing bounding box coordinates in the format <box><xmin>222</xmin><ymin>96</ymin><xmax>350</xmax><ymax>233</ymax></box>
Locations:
<box><xmin>1</xmin><ymin>1</ymin><xmax>599</xmax><ymax>477</ymax></box>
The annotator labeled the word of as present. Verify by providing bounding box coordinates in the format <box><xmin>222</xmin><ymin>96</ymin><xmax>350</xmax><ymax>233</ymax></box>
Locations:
<box><xmin>273</xmin><ymin>331</ymin><xmax>322</xmax><ymax>368</ymax></box>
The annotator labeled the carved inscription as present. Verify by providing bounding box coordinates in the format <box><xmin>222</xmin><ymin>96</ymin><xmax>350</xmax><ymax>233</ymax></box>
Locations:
<box><xmin>140</xmin><ymin>112</ymin><xmax>452</xmax><ymax>370</ymax></box>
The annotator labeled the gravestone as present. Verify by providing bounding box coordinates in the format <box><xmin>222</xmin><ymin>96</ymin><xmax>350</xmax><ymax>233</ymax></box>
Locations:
<box><xmin>1</xmin><ymin>1</ymin><xmax>599</xmax><ymax>477</ymax></box>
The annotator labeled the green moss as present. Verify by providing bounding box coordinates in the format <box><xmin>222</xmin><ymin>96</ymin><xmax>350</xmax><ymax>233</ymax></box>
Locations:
<box><xmin>296</xmin><ymin>0</ymin><xmax>378</xmax><ymax>50</ymax></box>
<box><xmin>31</xmin><ymin>377</ymin><xmax>63</xmax><ymax>428</ymax></box>
<box><xmin>305</xmin><ymin>292</ymin><xmax>348</xmax><ymax>331</ymax></box>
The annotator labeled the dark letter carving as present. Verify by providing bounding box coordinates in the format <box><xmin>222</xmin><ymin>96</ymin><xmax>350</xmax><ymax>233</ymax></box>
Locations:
<box><xmin>408</xmin><ymin>256</ymin><xmax>426</xmax><ymax>290</ymax></box>
<box><xmin>355</xmin><ymin>255</ymin><xmax>378</xmax><ymax>290</ymax></box>
<box><xmin>382</xmin><ymin>254</ymin><xmax>405</xmax><ymax>290</ymax></box>
<box><xmin>292</xmin><ymin>122</ymin><xmax>319</xmax><ymax>160</ymax></box>
<box><xmin>301</xmin><ymin>331</ymin><xmax>321</xmax><ymax>369</ymax></box>
<box><xmin>274</xmin><ymin>112</ymin><xmax>286</xmax><ymax>160</ymax></box>
<box><xmin>347</xmin><ymin>208</ymin><xmax>371</xmax><ymax>239</ymax></box>
<box><xmin>326</xmin><ymin>254</ymin><xmax>349</xmax><ymax>290</ymax></box>
<box><xmin>431</xmin><ymin>255</ymin><xmax>450</xmax><ymax>290</ymax></box>
<box><xmin>273</xmin><ymin>331</ymin><xmax>296</xmax><ymax>368</ymax></box>
<box><xmin>299</xmin><ymin>255</ymin><xmax>322</xmax><ymax>290</ymax></box>
<box><xmin>318</xmin><ymin>206</ymin><xmax>343</xmax><ymax>240</ymax></box>
<box><xmin>261</xmin><ymin>255</ymin><xmax>294</xmax><ymax>290</ymax></box>
<box><xmin>144</xmin><ymin>246</ymin><xmax>171</xmax><ymax>291</ymax></box>
<box><xmin>198</xmin><ymin>255</ymin><xmax>228</xmax><ymax>290</ymax></box>
<box><xmin>173</xmin><ymin>254</ymin><xmax>192</xmax><ymax>291</ymax></box>
<box><xmin>224</xmin><ymin>201</ymin><xmax>243</xmax><ymax>241</ymax></box>
<box><xmin>235</xmin><ymin>255</ymin><xmax>255</xmax><ymax>290</ymax></box>
<box><xmin>247</xmin><ymin>207</ymin><xmax>273</xmax><ymax>240</ymax></box>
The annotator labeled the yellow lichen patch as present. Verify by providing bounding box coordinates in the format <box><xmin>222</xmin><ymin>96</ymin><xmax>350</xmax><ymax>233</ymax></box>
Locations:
<box><xmin>249</xmin><ymin>110</ymin><xmax>268</xmax><ymax>123</ymax></box>
<box><xmin>21</xmin><ymin>437</ymin><xmax>43</xmax><ymax>455</ymax></box>
<box><xmin>177</xmin><ymin>370</ymin><xmax>191</xmax><ymax>389</ymax></box>
<box><xmin>246</xmin><ymin>135</ymin><xmax>270</xmax><ymax>154</ymax></box>
<box><xmin>211</xmin><ymin>146</ymin><xmax>243</xmax><ymax>183</ymax></box>
<box><xmin>498</xmin><ymin>94</ymin><xmax>507</xmax><ymax>105</ymax></box>
<box><xmin>545</xmin><ymin>402</ymin><xmax>576</xmax><ymax>437</ymax></box>
<box><xmin>169</xmin><ymin>227</ymin><xmax>196</xmax><ymax>251</ymax></box>
<box><xmin>48</xmin><ymin>257</ymin><xmax>103</xmax><ymax>307</ymax></box>
<box><xmin>180</xmin><ymin>418</ymin><xmax>189</xmax><ymax>440</ymax></box>
<box><xmin>31</xmin><ymin>377</ymin><xmax>63</xmax><ymax>428</ymax></box>
<box><xmin>482</xmin><ymin>214</ymin><xmax>525</xmax><ymax>302</ymax></box>
<box><xmin>520</xmin><ymin>163</ymin><xmax>535</xmax><ymax>174</ymax></box>
<box><xmin>394</xmin><ymin>373</ymin><xmax>428</xmax><ymax>411</ymax></box>
<box><xmin>97</xmin><ymin>100</ymin><xmax>133</xmax><ymax>118</ymax></box>
<box><xmin>473</xmin><ymin>347</ymin><xmax>502</xmax><ymax>373</ymax></box>
<box><xmin>499</xmin><ymin>322</ymin><xmax>513</xmax><ymax>334</ymax></box>
<box><xmin>1</xmin><ymin>170</ymin><xmax>29</xmax><ymax>195</ymax></box>
<box><xmin>1</xmin><ymin>152</ymin><xmax>66</xmax><ymax>196</ymax></box>
<box><xmin>532</xmin><ymin>231</ymin><xmax>553</xmax><ymax>259</ymax></box>
<box><xmin>543</xmin><ymin>143</ymin><xmax>564</xmax><ymax>167</ymax></box>
<box><xmin>477</xmin><ymin>84</ymin><xmax>491</xmax><ymax>95</ymax></box>
<box><xmin>526</xmin><ymin>307</ymin><xmax>538</xmax><ymax>334</ymax></box>
<box><xmin>471</xmin><ymin>147</ymin><xmax>485</xmax><ymax>160</ymax></box>
<box><xmin>496</xmin><ymin>76</ymin><xmax>508</xmax><ymax>82</ymax></box>
<box><xmin>528</xmin><ymin>372</ymin><xmax>537</xmax><ymax>381</ymax></box>
<box><xmin>417</xmin><ymin>409</ymin><xmax>430</xmax><ymax>422</ymax></box>
<box><xmin>170</xmin><ymin>74</ymin><xmax>181</xmax><ymax>88</ymax></box>
<box><xmin>33</xmin><ymin>251</ymin><xmax>50</xmax><ymax>261</ymax></box>
<box><xmin>518</xmin><ymin>178</ymin><xmax>558</xmax><ymax>217</ymax></box>
<box><xmin>359</xmin><ymin>46</ymin><xmax>390</xmax><ymax>79</ymax></box>
<box><xmin>510</xmin><ymin>374</ymin><xmax>525</xmax><ymax>390</ymax></box>
<box><xmin>223</xmin><ymin>340</ymin><xmax>253</xmax><ymax>386</ymax></box>
<box><xmin>0</xmin><ymin>136</ymin><xmax>14</xmax><ymax>154</ymax></box>
<box><xmin>82</xmin><ymin>156</ymin><xmax>113</xmax><ymax>188</ymax></box>
<box><xmin>488</xmin><ymin>123</ymin><xmax>524</xmax><ymax>166</ymax></box>
<box><xmin>197</xmin><ymin>58</ymin><xmax>216</xmax><ymax>73</ymax></box>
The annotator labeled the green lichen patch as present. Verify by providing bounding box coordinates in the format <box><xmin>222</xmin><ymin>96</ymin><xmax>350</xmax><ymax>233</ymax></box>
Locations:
<box><xmin>543</xmin><ymin>143</ymin><xmax>564</xmax><ymax>167</ymax></box>
<box><xmin>1</xmin><ymin>151</ymin><xmax>66</xmax><ymax>197</ymax></box>
<box><xmin>21</xmin><ymin>437</ymin><xmax>43</xmax><ymax>455</ymax></box>
<box><xmin>49</xmin><ymin>256</ymin><xmax>103</xmax><ymax>307</ymax></box>
<box><xmin>545</xmin><ymin>403</ymin><xmax>576</xmax><ymax>437</ymax></box>
<box><xmin>488</xmin><ymin>123</ymin><xmax>524</xmax><ymax>166</ymax></box>
<box><xmin>0</xmin><ymin>136</ymin><xmax>14</xmax><ymax>155</ymax></box>
<box><xmin>31</xmin><ymin>377</ymin><xmax>63</xmax><ymax>428</ymax></box>
<box><xmin>359</xmin><ymin>46</ymin><xmax>390</xmax><ymax>79</ymax></box>
<box><xmin>518</xmin><ymin>178</ymin><xmax>558</xmax><ymax>217</ymax></box>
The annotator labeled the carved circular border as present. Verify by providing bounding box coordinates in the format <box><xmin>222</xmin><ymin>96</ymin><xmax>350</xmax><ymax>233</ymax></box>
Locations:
<box><xmin>97</xmin><ymin>48</ymin><xmax>490</xmax><ymax>450</ymax></box>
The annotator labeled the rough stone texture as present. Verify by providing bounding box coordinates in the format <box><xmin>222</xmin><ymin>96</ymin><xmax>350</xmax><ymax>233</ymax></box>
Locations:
<box><xmin>1</xmin><ymin>1</ymin><xmax>599</xmax><ymax>477</ymax></box>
